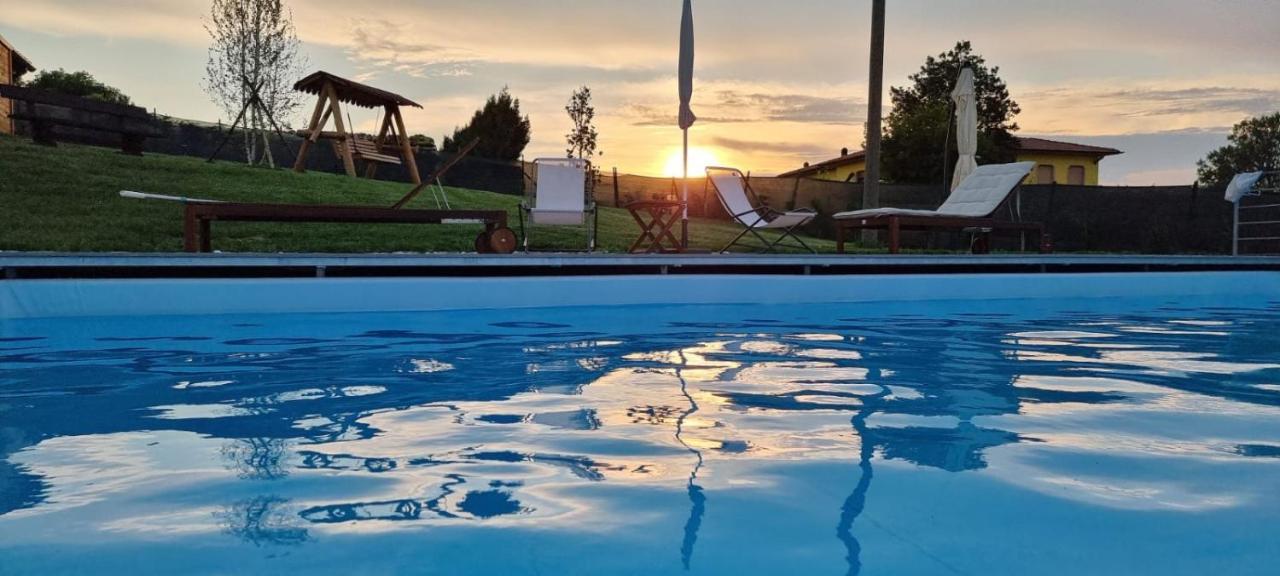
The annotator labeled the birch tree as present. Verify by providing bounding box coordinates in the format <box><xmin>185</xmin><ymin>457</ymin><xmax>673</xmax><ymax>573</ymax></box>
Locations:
<box><xmin>203</xmin><ymin>0</ymin><xmax>306</xmax><ymax>166</ymax></box>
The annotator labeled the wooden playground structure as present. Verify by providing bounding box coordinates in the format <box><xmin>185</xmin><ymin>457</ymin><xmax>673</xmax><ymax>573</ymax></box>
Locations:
<box><xmin>292</xmin><ymin>71</ymin><xmax>423</xmax><ymax>184</ymax></box>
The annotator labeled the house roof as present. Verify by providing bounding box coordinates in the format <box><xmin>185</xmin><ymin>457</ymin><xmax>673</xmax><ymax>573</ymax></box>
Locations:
<box><xmin>0</xmin><ymin>32</ymin><xmax>35</xmax><ymax>78</ymax></box>
<box><xmin>779</xmin><ymin>136</ymin><xmax>1123</xmax><ymax>178</ymax></box>
<box><xmin>1014</xmin><ymin>137</ymin><xmax>1122</xmax><ymax>156</ymax></box>
<box><xmin>294</xmin><ymin>71</ymin><xmax>422</xmax><ymax>109</ymax></box>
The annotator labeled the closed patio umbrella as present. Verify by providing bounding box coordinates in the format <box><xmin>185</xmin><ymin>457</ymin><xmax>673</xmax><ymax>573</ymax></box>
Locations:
<box><xmin>678</xmin><ymin>0</ymin><xmax>696</xmax><ymax>248</ymax></box>
<box><xmin>950</xmin><ymin>67</ymin><xmax>977</xmax><ymax>191</ymax></box>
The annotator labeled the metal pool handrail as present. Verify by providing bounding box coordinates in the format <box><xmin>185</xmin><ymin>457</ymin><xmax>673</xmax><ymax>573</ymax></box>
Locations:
<box><xmin>1230</xmin><ymin>171</ymin><xmax>1280</xmax><ymax>256</ymax></box>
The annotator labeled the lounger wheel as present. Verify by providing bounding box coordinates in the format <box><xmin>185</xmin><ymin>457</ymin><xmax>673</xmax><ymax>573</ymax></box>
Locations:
<box><xmin>487</xmin><ymin>227</ymin><xmax>517</xmax><ymax>254</ymax></box>
<box><xmin>475</xmin><ymin>228</ymin><xmax>517</xmax><ymax>254</ymax></box>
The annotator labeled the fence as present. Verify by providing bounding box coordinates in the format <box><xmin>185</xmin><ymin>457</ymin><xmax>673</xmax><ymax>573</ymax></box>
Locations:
<box><xmin>589</xmin><ymin>171</ymin><xmax>1242</xmax><ymax>254</ymax></box>
<box><xmin>150</xmin><ymin>121</ymin><xmax>527</xmax><ymax>196</ymax></box>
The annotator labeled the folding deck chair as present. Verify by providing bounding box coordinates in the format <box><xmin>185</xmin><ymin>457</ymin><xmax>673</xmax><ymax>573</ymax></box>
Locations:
<box><xmin>519</xmin><ymin>158</ymin><xmax>597</xmax><ymax>252</ymax></box>
<box><xmin>705</xmin><ymin>167</ymin><xmax>817</xmax><ymax>253</ymax></box>
<box><xmin>833</xmin><ymin>161</ymin><xmax>1045</xmax><ymax>254</ymax></box>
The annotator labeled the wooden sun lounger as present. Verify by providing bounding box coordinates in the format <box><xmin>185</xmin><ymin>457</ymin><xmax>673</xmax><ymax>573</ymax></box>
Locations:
<box><xmin>179</xmin><ymin>140</ymin><xmax>516</xmax><ymax>253</ymax></box>
<box><xmin>183</xmin><ymin>203</ymin><xmax>511</xmax><ymax>253</ymax></box>
<box><xmin>835</xmin><ymin>215</ymin><xmax>1047</xmax><ymax>254</ymax></box>
<box><xmin>833</xmin><ymin>162</ymin><xmax>1050</xmax><ymax>255</ymax></box>
<box><xmin>126</xmin><ymin>139</ymin><xmax>518</xmax><ymax>254</ymax></box>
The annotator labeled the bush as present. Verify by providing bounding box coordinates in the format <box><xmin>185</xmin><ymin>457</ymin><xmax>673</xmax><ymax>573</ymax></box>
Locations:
<box><xmin>23</xmin><ymin>69</ymin><xmax>134</xmax><ymax>106</ymax></box>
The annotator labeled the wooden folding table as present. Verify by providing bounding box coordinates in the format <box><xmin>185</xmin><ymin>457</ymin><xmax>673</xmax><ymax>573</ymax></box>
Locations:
<box><xmin>625</xmin><ymin>200</ymin><xmax>685</xmax><ymax>253</ymax></box>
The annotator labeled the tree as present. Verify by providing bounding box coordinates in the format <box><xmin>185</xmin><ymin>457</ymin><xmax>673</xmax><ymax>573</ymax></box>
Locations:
<box><xmin>442</xmin><ymin>88</ymin><xmax>531</xmax><ymax>161</ymax></box>
<box><xmin>409</xmin><ymin>134</ymin><xmax>437</xmax><ymax>152</ymax></box>
<box><xmin>880</xmin><ymin>41</ymin><xmax>1020</xmax><ymax>184</ymax></box>
<box><xmin>1197</xmin><ymin>113</ymin><xmax>1280</xmax><ymax>186</ymax></box>
<box><xmin>565</xmin><ymin>86</ymin><xmax>600</xmax><ymax>161</ymax></box>
<box><xmin>23</xmin><ymin>69</ymin><xmax>133</xmax><ymax>105</ymax></box>
<box><xmin>203</xmin><ymin>0</ymin><xmax>307</xmax><ymax>167</ymax></box>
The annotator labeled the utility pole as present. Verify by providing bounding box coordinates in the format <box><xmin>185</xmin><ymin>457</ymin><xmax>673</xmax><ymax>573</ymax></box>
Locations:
<box><xmin>863</xmin><ymin>0</ymin><xmax>886</xmax><ymax>245</ymax></box>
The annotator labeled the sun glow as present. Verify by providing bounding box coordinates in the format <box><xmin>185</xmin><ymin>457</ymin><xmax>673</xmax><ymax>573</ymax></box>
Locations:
<box><xmin>662</xmin><ymin>147</ymin><xmax>720</xmax><ymax>178</ymax></box>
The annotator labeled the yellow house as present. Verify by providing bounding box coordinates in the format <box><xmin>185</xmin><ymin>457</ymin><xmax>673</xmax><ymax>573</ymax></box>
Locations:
<box><xmin>0</xmin><ymin>31</ymin><xmax>35</xmax><ymax>135</ymax></box>
<box><xmin>779</xmin><ymin>136</ymin><xmax>1122</xmax><ymax>185</ymax></box>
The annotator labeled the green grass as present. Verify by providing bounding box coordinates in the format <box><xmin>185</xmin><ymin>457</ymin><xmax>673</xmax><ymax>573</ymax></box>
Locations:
<box><xmin>0</xmin><ymin>135</ymin><xmax>836</xmax><ymax>254</ymax></box>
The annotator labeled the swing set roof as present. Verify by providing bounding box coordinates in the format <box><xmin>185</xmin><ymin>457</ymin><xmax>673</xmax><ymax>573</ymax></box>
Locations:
<box><xmin>293</xmin><ymin>71</ymin><xmax>422</xmax><ymax>109</ymax></box>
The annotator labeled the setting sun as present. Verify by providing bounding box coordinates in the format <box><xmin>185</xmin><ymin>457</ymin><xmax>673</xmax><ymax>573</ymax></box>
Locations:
<box><xmin>662</xmin><ymin>146</ymin><xmax>721</xmax><ymax>178</ymax></box>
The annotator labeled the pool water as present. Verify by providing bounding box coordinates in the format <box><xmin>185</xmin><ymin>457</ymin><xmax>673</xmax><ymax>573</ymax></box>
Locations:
<box><xmin>2</xmin><ymin>296</ymin><xmax>1280</xmax><ymax>575</ymax></box>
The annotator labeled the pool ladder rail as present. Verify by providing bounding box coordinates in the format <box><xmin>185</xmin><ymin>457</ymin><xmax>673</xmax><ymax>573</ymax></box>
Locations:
<box><xmin>1229</xmin><ymin>171</ymin><xmax>1280</xmax><ymax>256</ymax></box>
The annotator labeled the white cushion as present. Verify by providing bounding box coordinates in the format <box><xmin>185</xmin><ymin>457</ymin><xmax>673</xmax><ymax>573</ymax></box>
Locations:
<box><xmin>834</xmin><ymin>207</ymin><xmax>950</xmax><ymax>219</ymax></box>
<box><xmin>935</xmin><ymin>161</ymin><xmax>1034</xmax><ymax>217</ymax></box>
<box><xmin>533</xmin><ymin>159</ymin><xmax>587</xmax><ymax>213</ymax></box>
<box><xmin>708</xmin><ymin>169</ymin><xmax>767</xmax><ymax>226</ymax></box>
<box><xmin>530</xmin><ymin>209</ymin><xmax>585</xmax><ymax>225</ymax></box>
<box><xmin>758</xmin><ymin>211</ymin><xmax>816</xmax><ymax>229</ymax></box>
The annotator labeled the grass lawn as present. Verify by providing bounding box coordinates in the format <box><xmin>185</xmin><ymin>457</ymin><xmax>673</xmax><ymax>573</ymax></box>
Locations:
<box><xmin>0</xmin><ymin>135</ymin><xmax>838</xmax><ymax>254</ymax></box>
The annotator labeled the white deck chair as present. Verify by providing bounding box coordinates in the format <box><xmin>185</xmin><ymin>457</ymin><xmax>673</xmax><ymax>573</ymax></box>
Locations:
<box><xmin>520</xmin><ymin>158</ymin><xmax>597</xmax><ymax>251</ymax></box>
<box><xmin>705</xmin><ymin>167</ymin><xmax>817</xmax><ymax>253</ymax></box>
<box><xmin>832</xmin><ymin>162</ymin><xmax>1041</xmax><ymax>254</ymax></box>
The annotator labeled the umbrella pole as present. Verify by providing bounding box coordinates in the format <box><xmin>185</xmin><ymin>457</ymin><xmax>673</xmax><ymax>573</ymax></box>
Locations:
<box><xmin>682</xmin><ymin>128</ymin><xmax>690</xmax><ymax>250</ymax></box>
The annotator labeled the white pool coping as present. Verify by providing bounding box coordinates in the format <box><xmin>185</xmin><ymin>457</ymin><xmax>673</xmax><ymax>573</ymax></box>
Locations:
<box><xmin>3</xmin><ymin>272</ymin><xmax>1279</xmax><ymax>320</ymax></box>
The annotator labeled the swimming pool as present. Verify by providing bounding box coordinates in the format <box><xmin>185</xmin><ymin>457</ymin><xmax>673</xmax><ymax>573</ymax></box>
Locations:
<box><xmin>2</xmin><ymin>273</ymin><xmax>1279</xmax><ymax>575</ymax></box>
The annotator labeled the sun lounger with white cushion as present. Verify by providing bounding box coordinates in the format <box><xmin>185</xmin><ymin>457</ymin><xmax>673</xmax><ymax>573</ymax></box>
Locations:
<box><xmin>833</xmin><ymin>161</ymin><xmax>1046</xmax><ymax>254</ymax></box>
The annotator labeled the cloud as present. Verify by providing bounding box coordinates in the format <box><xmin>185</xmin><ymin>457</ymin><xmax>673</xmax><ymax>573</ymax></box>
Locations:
<box><xmin>709</xmin><ymin>136</ymin><xmax>829</xmax><ymax>158</ymax></box>
<box><xmin>716</xmin><ymin>92</ymin><xmax>863</xmax><ymax>125</ymax></box>
<box><xmin>0</xmin><ymin>0</ymin><xmax>206</xmax><ymax>45</ymax></box>
<box><xmin>622</xmin><ymin>103</ymin><xmax>753</xmax><ymax>127</ymax></box>
<box><xmin>1027</xmin><ymin>86</ymin><xmax>1280</xmax><ymax>120</ymax></box>
<box><xmin>622</xmin><ymin>91</ymin><xmax>862</xmax><ymax>127</ymax></box>
<box><xmin>347</xmin><ymin>20</ymin><xmax>477</xmax><ymax>78</ymax></box>
<box><xmin>1015</xmin><ymin>78</ymin><xmax>1280</xmax><ymax>136</ymax></box>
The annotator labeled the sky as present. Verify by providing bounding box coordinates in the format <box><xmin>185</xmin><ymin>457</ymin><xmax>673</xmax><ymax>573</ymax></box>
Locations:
<box><xmin>1</xmin><ymin>0</ymin><xmax>1278</xmax><ymax>183</ymax></box>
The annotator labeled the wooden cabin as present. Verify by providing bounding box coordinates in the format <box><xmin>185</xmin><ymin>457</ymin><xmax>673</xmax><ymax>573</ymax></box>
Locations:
<box><xmin>0</xmin><ymin>32</ymin><xmax>35</xmax><ymax>135</ymax></box>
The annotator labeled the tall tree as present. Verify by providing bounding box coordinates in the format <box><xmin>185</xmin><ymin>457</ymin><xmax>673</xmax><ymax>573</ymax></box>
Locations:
<box><xmin>442</xmin><ymin>87</ymin><xmax>531</xmax><ymax>161</ymax></box>
<box><xmin>880</xmin><ymin>41</ymin><xmax>1020</xmax><ymax>184</ymax></box>
<box><xmin>1197</xmin><ymin>112</ymin><xmax>1280</xmax><ymax>186</ymax></box>
<box><xmin>203</xmin><ymin>0</ymin><xmax>307</xmax><ymax>167</ymax></box>
<box><xmin>564</xmin><ymin>86</ymin><xmax>599</xmax><ymax>161</ymax></box>
<box><xmin>23</xmin><ymin>70</ymin><xmax>133</xmax><ymax>106</ymax></box>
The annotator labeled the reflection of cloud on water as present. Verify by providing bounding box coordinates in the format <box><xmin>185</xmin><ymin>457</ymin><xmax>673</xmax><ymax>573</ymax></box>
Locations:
<box><xmin>6</xmin><ymin>431</ymin><xmax>226</xmax><ymax>519</ymax></box>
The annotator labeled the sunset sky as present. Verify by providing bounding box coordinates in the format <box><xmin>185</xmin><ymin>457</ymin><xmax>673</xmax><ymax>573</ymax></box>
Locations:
<box><xmin>2</xmin><ymin>0</ymin><xmax>1277</xmax><ymax>183</ymax></box>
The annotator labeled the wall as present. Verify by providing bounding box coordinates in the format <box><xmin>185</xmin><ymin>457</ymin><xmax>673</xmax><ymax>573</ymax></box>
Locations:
<box><xmin>6</xmin><ymin>272</ymin><xmax>1277</xmax><ymax>320</ymax></box>
<box><xmin>0</xmin><ymin>44</ymin><xmax>12</xmax><ymax>135</ymax></box>
<box><xmin>1019</xmin><ymin>153</ymin><xmax>1100</xmax><ymax>185</ymax></box>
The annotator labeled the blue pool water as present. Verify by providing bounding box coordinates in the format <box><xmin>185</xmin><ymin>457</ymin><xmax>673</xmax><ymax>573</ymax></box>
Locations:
<box><xmin>2</xmin><ymin>295</ymin><xmax>1280</xmax><ymax>575</ymax></box>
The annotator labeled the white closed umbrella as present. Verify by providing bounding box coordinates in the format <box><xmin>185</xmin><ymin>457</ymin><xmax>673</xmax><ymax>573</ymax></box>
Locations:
<box><xmin>678</xmin><ymin>0</ymin><xmax>696</xmax><ymax>249</ymax></box>
<box><xmin>950</xmin><ymin>67</ymin><xmax>977</xmax><ymax>191</ymax></box>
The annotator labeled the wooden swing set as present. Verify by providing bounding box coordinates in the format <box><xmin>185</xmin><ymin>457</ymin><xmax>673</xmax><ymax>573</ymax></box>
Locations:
<box><xmin>292</xmin><ymin>71</ymin><xmax>423</xmax><ymax>184</ymax></box>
